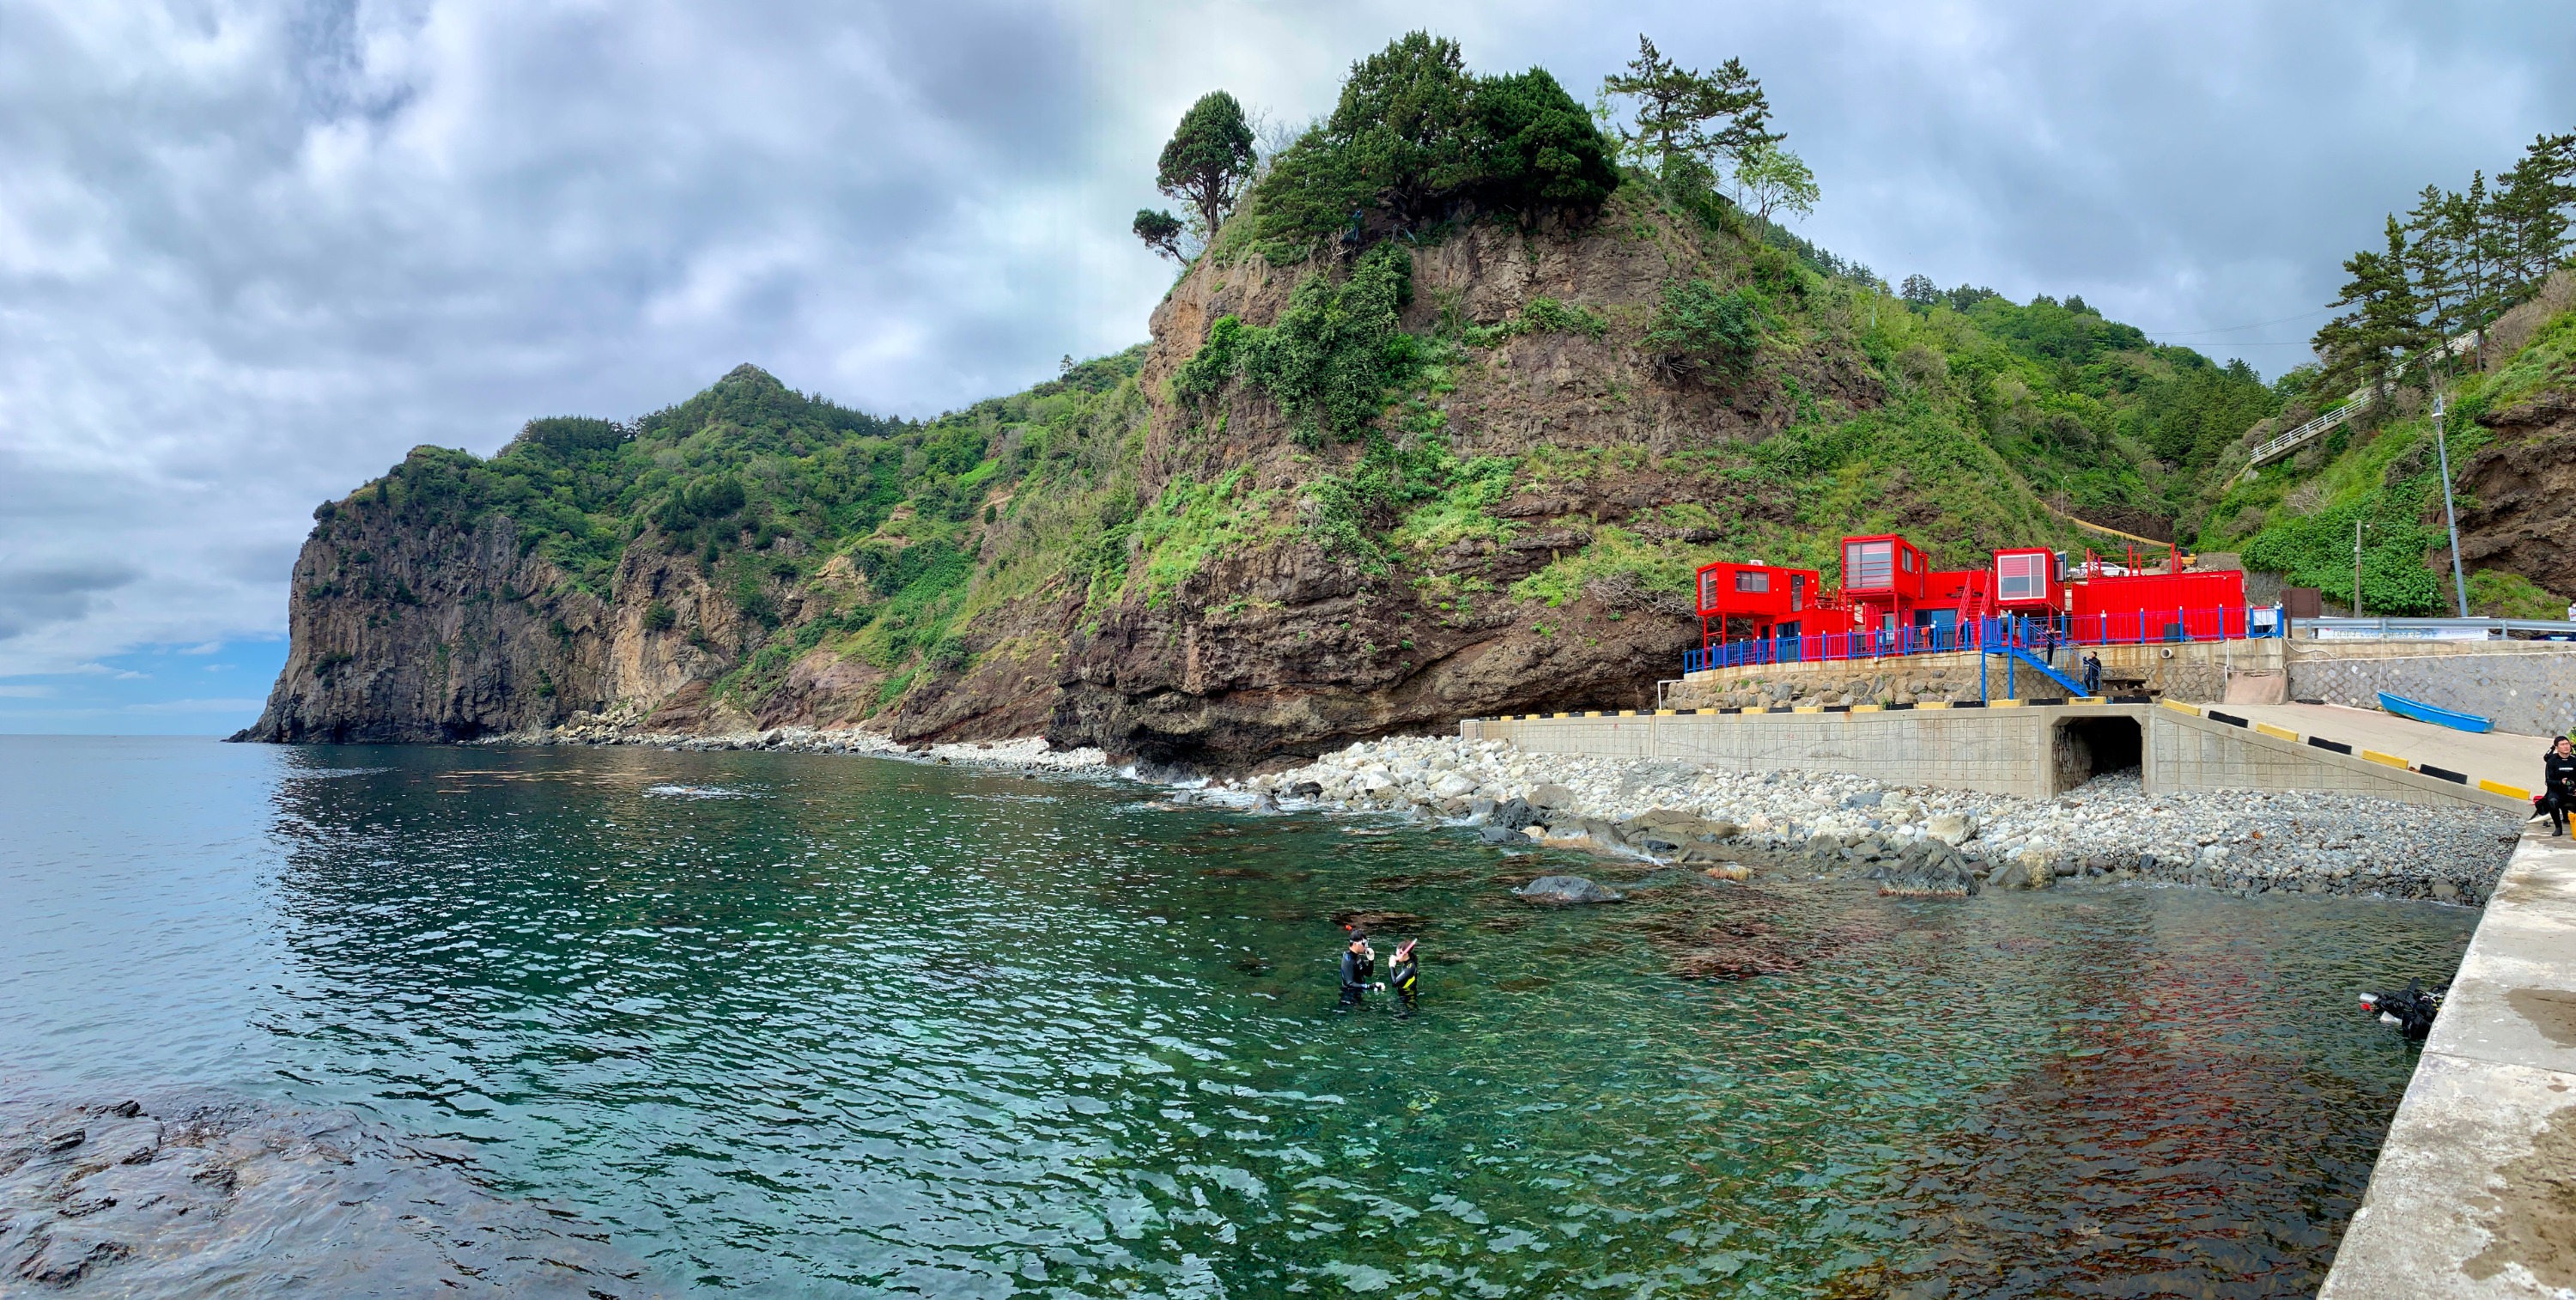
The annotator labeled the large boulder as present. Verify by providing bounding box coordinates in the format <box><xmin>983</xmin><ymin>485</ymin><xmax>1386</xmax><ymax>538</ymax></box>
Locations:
<box><xmin>1988</xmin><ymin>847</ymin><xmax>2055</xmax><ymax>890</ymax></box>
<box><xmin>1431</xmin><ymin>771</ymin><xmax>1479</xmax><ymax>799</ymax></box>
<box><xmin>1528</xmin><ymin>783</ymin><xmax>1579</xmax><ymax>812</ymax></box>
<box><xmin>1489</xmin><ymin>798</ymin><xmax>1537</xmax><ymax>831</ymax></box>
<box><xmin>1512</xmin><ymin>875</ymin><xmax>1625</xmax><ymax>906</ymax></box>
<box><xmin>1924</xmin><ymin>813</ymin><xmax>1977</xmax><ymax>847</ymax></box>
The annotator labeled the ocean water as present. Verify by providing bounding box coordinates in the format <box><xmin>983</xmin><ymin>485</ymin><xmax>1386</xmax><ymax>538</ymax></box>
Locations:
<box><xmin>0</xmin><ymin>736</ymin><xmax>2477</xmax><ymax>1297</ymax></box>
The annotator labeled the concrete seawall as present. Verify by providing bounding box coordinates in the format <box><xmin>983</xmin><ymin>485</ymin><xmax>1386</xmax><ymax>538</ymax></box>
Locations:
<box><xmin>1461</xmin><ymin>701</ymin><xmax>2522</xmax><ymax>811</ymax></box>
<box><xmin>2322</xmin><ymin>829</ymin><xmax>2576</xmax><ymax>1297</ymax></box>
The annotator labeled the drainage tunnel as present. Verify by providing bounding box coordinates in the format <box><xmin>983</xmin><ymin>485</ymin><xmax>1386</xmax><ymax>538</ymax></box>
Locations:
<box><xmin>2053</xmin><ymin>715</ymin><xmax>2144</xmax><ymax>793</ymax></box>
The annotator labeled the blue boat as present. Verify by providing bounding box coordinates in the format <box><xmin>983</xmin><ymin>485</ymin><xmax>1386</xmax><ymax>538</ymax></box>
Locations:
<box><xmin>2379</xmin><ymin>691</ymin><xmax>2494</xmax><ymax>734</ymax></box>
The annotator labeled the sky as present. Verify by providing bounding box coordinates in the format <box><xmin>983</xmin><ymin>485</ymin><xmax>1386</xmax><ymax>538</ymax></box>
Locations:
<box><xmin>3</xmin><ymin>0</ymin><xmax>2573</xmax><ymax>733</ymax></box>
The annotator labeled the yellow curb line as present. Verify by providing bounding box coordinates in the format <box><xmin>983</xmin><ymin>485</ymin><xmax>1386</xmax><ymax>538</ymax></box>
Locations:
<box><xmin>1991</xmin><ymin>698</ymin><xmax>2026</xmax><ymax>708</ymax></box>
<box><xmin>2160</xmin><ymin>698</ymin><xmax>2202</xmax><ymax>716</ymax></box>
<box><xmin>2253</xmin><ymin>722</ymin><xmax>2300</xmax><ymax>742</ymax></box>
<box><xmin>2361</xmin><ymin>750</ymin><xmax>2409</xmax><ymax>769</ymax></box>
<box><xmin>1850</xmin><ymin>704</ymin><xmax>1881</xmax><ymax>714</ymax></box>
<box><xmin>2481</xmin><ymin>779</ymin><xmax>2533</xmax><ymax>800</ymax></box>
<box><xmin>1793</xmin><ymin>706</ymin><xmax>1823</xmax><ymax>714</ymax></box>
<box><xmin>1917</xmin><ymin>702</ymin><xmax>1951</xmax><ymax>710</ymax></box>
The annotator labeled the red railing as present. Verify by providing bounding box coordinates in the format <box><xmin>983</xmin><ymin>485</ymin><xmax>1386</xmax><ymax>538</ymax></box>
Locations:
<box><xmin>1685</xmin><ymin>607</ymin><xmax>2267</xmax><ymax>674</ymax></box>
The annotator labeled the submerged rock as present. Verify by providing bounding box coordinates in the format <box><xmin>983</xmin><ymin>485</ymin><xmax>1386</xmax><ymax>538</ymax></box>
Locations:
<box><xmin>1512</xmin><ymin>875</ymin><xmax>1625</xmax><ymax>906</ymax></box>
<box><xmin>0</xmin><ymin>1085</ymin><xmax>652</xmax><ymax>1297</ymax></box>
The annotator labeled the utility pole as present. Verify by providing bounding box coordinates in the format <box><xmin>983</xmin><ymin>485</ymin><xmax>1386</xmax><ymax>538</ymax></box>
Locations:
<box><xmin>2433</xmin><ymin>393</ymin><xmax>2470</xmax><ymax>617</ymax></box>
<box><xmin>2354</xmin><ymin>518</ymin><xmax>2365</xmax><ymax>618</ymax></box>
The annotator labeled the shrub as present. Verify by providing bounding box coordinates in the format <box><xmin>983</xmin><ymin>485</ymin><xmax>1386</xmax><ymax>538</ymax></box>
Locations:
<box><xmin>1245</xmin><ymin>33</ymin><xmax>1618</xmax><ymax>248</ymax></box>
<box><xmin>1240</xmin><ymin>244</ymin><xmax>1423</xmax><ymax>443</ymax></box>
<box><xmin>1644</xmin><ymin>279</ymin><xmax>1769</xmax><ymax>384</ymax></box>
<box><xmin>642</xmin><ymin>601</ymin><xmax>677</xmax><ymax>632</ymax></box>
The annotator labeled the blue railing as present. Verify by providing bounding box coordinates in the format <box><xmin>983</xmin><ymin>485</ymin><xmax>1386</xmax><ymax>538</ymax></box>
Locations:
<box><xmin>1683</xmin><ymin>606</ymin><xmax>2280</xmax><ymax>675</ymax></box>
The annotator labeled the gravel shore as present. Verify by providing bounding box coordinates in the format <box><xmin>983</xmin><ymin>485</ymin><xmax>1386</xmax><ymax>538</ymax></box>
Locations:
<box><xmin>509</xmin><ymin>721</ymin><xmax>2520</xmax><ymax>905</ymax></box>
<box><xmin>1232</xmin><ymin>734</ymin><xmax>2524</xmax><ymax>905</ymax></box>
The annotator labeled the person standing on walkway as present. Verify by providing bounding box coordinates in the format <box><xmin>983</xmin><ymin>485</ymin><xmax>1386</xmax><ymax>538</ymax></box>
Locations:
<box><xmin>2546</xmin><ymin>738</ymin><xmax>2576</xmax><ymax>838</ymax></box>
<box><xmin>2081</xmin><ymin>651</ymin><xmax>2103</xmax><ymax>696</ymax></box>
<box><xmin>2043</xmin><ymin>623</ymin><xmax>2061</xmax><ymax>666</ymax></box>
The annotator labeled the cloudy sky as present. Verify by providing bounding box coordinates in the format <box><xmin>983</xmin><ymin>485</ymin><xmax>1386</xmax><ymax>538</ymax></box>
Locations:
<box><xmin>4</xmin><ymin>0</ymin><xmax>2572</xmax><ymax>732</ymax></box>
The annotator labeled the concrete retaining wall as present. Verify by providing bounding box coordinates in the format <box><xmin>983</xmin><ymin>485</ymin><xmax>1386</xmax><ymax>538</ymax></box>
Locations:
<box><xmin>1461</xmin><ymin>702</ymin><xmax>2518</xmax><ymax>811</ymax></box>
<box><xmin>2288</xmin><ymin>641</ymin><xmax>2576</xmax><ymax>739</ymax></box>
<box><xmin>1674</xmin><ymin>638</ymin><xmax>2281</xmax><ymax>709</ymax></box>
<box><xmin>2320</xmin><ymin>829</ymin><xmax>2576</xmax><ymax>1297</ymax></box>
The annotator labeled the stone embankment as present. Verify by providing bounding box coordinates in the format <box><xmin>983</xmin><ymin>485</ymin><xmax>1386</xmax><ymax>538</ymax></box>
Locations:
<box><xmin>1234</xmin><ymin>734</ymin><xmax>2523</xmax><ymax>904</ymax></box>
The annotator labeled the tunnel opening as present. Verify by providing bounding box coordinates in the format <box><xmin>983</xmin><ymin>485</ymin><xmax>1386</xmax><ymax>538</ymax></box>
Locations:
<box><xmin>2053</xmin><ymin>716</ymin><xmax>2143</xmax><ymax>793</ymax></box>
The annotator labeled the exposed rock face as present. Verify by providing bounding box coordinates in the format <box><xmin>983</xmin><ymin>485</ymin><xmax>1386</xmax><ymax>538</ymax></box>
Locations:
<box><xmin>0</xmin><ymin>1086</ymin><xmax>650</xmax><ymax>1297</ymax></box>
<box><xmin>240</xmin><ymin>504</ymin><xmax>736</xmax><ymax>743</ymax></box>
<box><xmin>2459</xmin><ymin>392</ymin><xmax>2576</xmax><ymax>598</ymax></box>
<box><xmin>1045</xmin><ymin>216</ymin><xmax>1865</xmax><ymax>763</ymax></box>
<box><xmin>247</xmin><ymin>196</ymin><xmax>2085</xmax><ymax>765</ymax></box>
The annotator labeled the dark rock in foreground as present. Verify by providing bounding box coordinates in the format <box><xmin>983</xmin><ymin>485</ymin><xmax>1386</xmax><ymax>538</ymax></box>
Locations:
<box><xmin>1512</xmin><ymin>875</ymin><xmax>1625</xmax><ymax>906</ymax></box>
<box><xmin>0</xmin><ymin>1084</ymin><xmax>655</xmax><ymax>1297</ymax></box>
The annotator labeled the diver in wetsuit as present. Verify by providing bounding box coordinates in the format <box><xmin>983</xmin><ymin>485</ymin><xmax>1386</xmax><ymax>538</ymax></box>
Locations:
<box><xmin>1388</xmin><ymin>939</ymin><xmax>1420</xmax><ymax>1018</ymax></box>
<box><xmin>1339</xmin><ymin>932</ymin><xmax>1376</xmax><ymax>1009</ymax></box>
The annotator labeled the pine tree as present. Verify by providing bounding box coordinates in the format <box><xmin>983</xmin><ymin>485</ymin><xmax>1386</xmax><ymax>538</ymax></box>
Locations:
<box><xmin>2401</xmin><ymin>184</ymin><xmax>2462</xmax><ymax>345</ymax></box>
<box><xmin>2494</xmin><ymin>131</ymin><xmax>2576</xmax><ymax>299</ymax></box>
<box><xmin>2313</xmin><ymin>216</ymin><xmax>2426</xmax><ymax>402</ymax></box>
<box><xmin>2449</xmin><ymin>172</ymin><xmax>2508</xmax><ymax>346</ymax></box>
<box><xmin>1156</xmin><ymin>91</ymin><xmax>1258</xmax><ymax>241</ymax></box>
<box><xmin>1598</xmin><ymin>36</ymin><xmax>1777</xmax><ymax>186</ymax></box>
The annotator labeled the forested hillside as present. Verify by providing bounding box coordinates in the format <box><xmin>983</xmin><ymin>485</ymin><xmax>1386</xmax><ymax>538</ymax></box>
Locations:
<box><xmin>244</xmin><ymin>31</ymin><xmax>2287</xmax><ymax>761</ymax></box>
<box><xmin>2191</xmin><ymin>128</ymin><xmax>2575</xmax><ymax>617</ymax></box>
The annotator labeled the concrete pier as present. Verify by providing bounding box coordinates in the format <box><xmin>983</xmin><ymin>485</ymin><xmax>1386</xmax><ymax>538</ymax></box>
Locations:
<box><xmin>2322</xmin><ymin>829</ymin><xmax>2576</xmax><ymax>1297</ymax></box>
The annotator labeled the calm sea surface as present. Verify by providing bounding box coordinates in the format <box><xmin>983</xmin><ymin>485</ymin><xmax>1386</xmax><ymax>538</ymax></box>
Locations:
<box><xmin>0</xmin><ymin>736</ymin><xmax>2476</xmax><ymax>1297</ymax></box>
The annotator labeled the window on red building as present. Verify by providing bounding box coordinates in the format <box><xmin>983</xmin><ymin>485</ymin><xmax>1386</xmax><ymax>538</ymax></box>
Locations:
<box><xmin>1997</xmin><ymin>552</ymin><xmax>2045</xmax><ymax>600</ymax></box>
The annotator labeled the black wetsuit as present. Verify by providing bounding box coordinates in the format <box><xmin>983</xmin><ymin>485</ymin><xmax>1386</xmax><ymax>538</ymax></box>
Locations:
<box><xmin>2545</xmin><ymin>750</ymin><xmax>2576</xmax><ymax>835</ymax></box>
<box><xmin>1340</xmin><ymin>948</ymin><xmax>1375</xmax><ymax>1007</ymax></box>
<box><xmin>1389</xmin><ymin>954</ymin><xmax>1419</xmax><ymax>1016</ymax></box>
<box><xmin>2082</xmin><ymin>656</ymin><xmax>2102</xmax><ymax>696</ymax></box>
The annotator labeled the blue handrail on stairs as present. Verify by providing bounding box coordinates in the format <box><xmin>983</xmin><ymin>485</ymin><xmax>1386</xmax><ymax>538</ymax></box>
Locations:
<box><xmin>2000</xmin><ymin>645</ymin><xmax>2087</xmax><ymax>697</ymax></box>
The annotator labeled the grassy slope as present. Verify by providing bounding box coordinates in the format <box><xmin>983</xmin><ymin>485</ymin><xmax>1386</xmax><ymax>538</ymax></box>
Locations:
<box><xmin>2194</xmin><ymin>302</ymin><xmax>2576</xmax><ymax>617</ymax></box>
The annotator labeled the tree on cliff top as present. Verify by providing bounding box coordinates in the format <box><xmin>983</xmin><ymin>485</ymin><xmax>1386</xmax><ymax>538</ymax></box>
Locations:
<box><xmin>1597</xmin><ymin>36</ymin><xmax>1777</xmax><ymax>183</ymax></box>
<box><xmin>1236</xmin><ymin>32</ymin><xmax>1615</xmax><ymax>249</ymax></box>
<box><xmin>1157</xmin><ymin>91</ymin><xmax>1257</xmax><ymax>238</ymax></box>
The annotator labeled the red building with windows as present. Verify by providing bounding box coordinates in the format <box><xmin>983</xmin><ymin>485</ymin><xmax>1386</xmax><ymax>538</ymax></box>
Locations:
<box><xmin>1692</xmin><ymin>532</ymin><xmax>2256</xmax><ymax>671</ymax></box>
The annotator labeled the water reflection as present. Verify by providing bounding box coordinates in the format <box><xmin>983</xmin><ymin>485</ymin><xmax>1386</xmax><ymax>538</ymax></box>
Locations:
<box><xmin>0</xmin><ymin>738</ymin><xmax>2475</xmax><ymax>1297</ymax></box>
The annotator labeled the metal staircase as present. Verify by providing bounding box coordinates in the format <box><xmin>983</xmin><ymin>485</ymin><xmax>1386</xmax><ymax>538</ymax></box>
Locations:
<box><xmin>2231</xmin><ymin>331</ymin><xmax>2480</xmax><ymax>484</ymax></box>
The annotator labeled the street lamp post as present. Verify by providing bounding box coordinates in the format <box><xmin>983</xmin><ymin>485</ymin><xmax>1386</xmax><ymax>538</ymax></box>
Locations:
<box><xmin>2432</xmin><ymin>394</ymin><xmax>2470</xmax><ymax>617</ymax></box>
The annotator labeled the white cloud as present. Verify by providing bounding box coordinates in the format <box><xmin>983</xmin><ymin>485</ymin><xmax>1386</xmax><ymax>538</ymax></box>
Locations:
<box><xmin>121</xmin><ymin>696</ymin><xmax>267</xmax><ymax>714</ymax></box>
<box><xmin>0</xmin><ymin>0</ymin><xmax>2571</xmax><ymax>691</ymax></box>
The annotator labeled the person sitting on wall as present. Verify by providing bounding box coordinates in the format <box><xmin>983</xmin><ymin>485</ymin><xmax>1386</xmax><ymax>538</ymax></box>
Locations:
<box><xmin>2545</xmin><ymin>738</ymin><xmax>2576</xmax><ymax>839</ymax></box>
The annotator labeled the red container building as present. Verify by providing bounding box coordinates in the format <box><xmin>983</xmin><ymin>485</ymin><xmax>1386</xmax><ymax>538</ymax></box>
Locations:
<box><xmin>1691</xmin><ymin>531</ymin><xmax>2257</xmax><ymax>670</ymax></box>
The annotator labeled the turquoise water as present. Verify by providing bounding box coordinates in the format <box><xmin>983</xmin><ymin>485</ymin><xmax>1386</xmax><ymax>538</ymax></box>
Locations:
<box><xmin>0</xmin><ymin>737</ymin><xmax>2476</xmax><ymax>1297</ymax></box>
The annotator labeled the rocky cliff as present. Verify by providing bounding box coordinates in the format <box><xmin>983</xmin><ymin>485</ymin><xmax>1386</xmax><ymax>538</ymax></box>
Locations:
<box><xmin>246</xmin><ymin>182</ymin><xmax>2242</xmax><ymax>765</ymax></box>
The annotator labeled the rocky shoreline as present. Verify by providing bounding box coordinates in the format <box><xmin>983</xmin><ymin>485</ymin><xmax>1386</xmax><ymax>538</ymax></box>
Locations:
<box><xmin>0</xmin><ymin>1084</ymin><xmax>653</xmax><ymax>1296</ymax></box>
<box><xmin>1228</xmin><ymin>736</ymin><xmax>2523</xmax><ymax>906</ymax></box>
<box><xmin>504</xmin><ymin>721</ymin><xmax>2521</xmax><ymax>905</ymax></box>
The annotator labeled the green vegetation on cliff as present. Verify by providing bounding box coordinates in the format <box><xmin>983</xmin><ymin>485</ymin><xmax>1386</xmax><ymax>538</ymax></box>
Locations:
<box><xmin>305</xmin><ymin>29</ymin><xmax>2312</xmax><ymax>740</ymax></box>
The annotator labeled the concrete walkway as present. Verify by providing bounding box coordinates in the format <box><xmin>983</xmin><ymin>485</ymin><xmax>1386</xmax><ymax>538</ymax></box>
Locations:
<box><xmin>2227</xmin><ymin>702</ymin><xmax>2559</xmax><ymax>800</ymax></box>
<box><xmin>2322</xmin><ymin>829</ymin><xmax>2576</xmax><ymax>1297</ymax></box>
